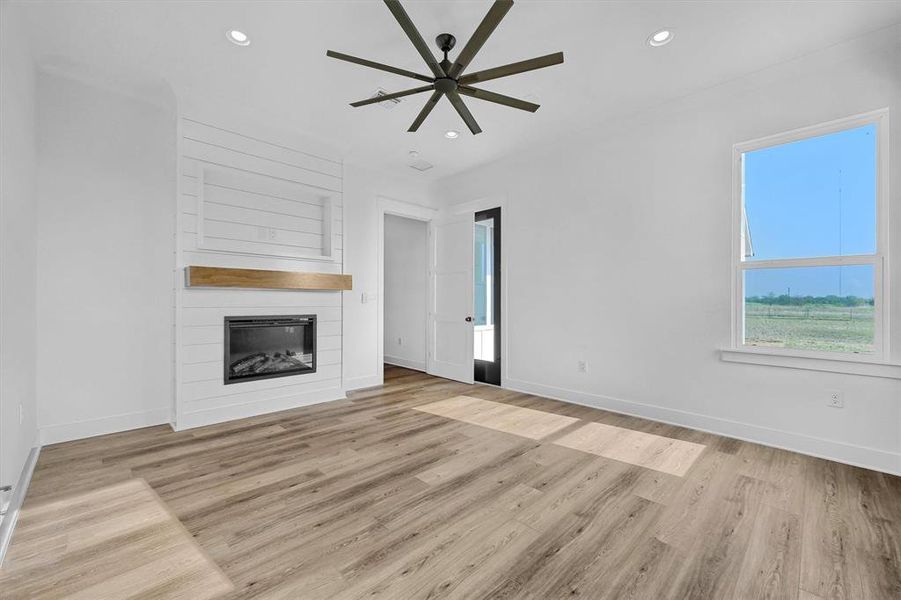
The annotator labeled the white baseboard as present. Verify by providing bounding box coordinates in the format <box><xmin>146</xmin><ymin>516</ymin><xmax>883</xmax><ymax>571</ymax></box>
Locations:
<box><xmin>344</xmin><ymin>374</ymin><xmax>383</xmax><ymax>391</ymax></box>
<box><xmin>178</xmin><ymin>386</ymin><xmax>346</xmax><ymax>430</ymax></box>
<box><xmin>384</xmin><ymin>355</ymin><xmax>427</xmax><ymax>372</ymax></box>
<box><xmin>0</xmin><ymin>446</ymin><xmax>40</xmax><ymax>567</ymax></box>
<box><xmin>39</xmin><ymin>408</ymin><xmax>170</xmax><ymax>446</ymax></box>
<box><xmin>505</xmin><ymin>377</ymin><xmax>901</xmax><ymax>476</ymax></box>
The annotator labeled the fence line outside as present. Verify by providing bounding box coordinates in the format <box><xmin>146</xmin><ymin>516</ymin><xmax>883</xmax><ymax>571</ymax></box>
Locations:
<box><xmin>745</xmin><ymin>302</ymin><xmax>874</xmax><ymax>322</ymax></box>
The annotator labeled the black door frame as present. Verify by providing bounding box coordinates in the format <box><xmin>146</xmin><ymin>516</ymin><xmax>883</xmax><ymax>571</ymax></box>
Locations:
<box><xmin>474</xmin><ymin>207</ymin><xmax>501</xmax><ymax>385</ymax></box>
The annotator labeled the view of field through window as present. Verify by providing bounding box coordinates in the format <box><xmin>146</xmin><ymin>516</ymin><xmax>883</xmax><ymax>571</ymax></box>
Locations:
<box><xmin>744</xmin><ymin>265</ymin><xmax>874</xmax><ymax>353</ymax></box>
<box><xmin>742</xmin><ymin>124</ymin><xmax>876</xmax><ymax>354</ymax></box>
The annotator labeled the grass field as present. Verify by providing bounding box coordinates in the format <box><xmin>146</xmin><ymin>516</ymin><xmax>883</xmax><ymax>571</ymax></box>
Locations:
<box><xmin>744</xmin><ymin>302</ymin><xmax>874</xmax><ymax>353</ymax></box>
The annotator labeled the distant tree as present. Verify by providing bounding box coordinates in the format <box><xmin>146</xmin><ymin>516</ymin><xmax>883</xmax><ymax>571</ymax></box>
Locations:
<box><xmin>746</xmin><ymin>294</ymin><xmax>872</xmax><ymax>307</ymax></box>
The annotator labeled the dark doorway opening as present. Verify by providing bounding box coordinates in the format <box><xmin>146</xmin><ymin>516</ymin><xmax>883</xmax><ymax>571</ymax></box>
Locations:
<box><xmin>474</xmin><ymin>207</ymin><xmax>501</xmax><ymax>385</ymax></box>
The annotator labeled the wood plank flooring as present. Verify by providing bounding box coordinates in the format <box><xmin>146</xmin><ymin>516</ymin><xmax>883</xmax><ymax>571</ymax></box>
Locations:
<box><xmin>552</xmin><ymin>416</ymin><xmax>707</xmax><ymax>476</ymax></box>
<box><xmin>1</xmin><ymin>365</ymin><xmax>899</xmax><ymax>599</ymax></box>
<box><xmin>415</xmin><ymin>395</ymin><xmax>706</xmax><ymax>476</ymax></box>
<box><xmin>414</xmin><ymin>395</ymin><xmax>579</xmax><ymax>440</ymax></box>
<box><xmin>1</xmin><ymin>479</ymin><xmax>232</xmax><ymax>599</ymax></box>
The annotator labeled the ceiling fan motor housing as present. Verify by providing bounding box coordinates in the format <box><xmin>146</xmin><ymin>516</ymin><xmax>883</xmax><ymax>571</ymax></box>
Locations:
<box><xmin>435</xmin><ymin>77</ymin><xmax>457</xmax><ymax>94</ymax></box>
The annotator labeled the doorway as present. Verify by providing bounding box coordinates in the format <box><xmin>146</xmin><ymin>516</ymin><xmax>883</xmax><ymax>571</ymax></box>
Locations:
<box><xmin>473</xmin><ymin>208</ymin><xmax>501</xmax><ymax>385</ymax></box>
<box><xmin>383</xmin><ymin>214</ymin><xmax>429</xmax><ymax>373</ymax></box>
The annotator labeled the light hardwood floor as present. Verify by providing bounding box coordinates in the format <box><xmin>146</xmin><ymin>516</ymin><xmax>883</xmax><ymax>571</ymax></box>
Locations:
<box><xmin>2</xmin><ymin>365</ymin><xmax>899</xmax><ymax>599</ymax></box>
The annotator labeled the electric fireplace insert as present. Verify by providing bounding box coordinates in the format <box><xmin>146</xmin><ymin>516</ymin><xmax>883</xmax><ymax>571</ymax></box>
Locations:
<box><xmin>224</xmin><ymin>315</ymin><xmax>316</xmax><ymax>384</ymax></box>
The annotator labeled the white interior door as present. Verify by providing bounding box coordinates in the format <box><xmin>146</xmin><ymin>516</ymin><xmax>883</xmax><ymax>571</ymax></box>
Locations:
<box><xmin>427</xmin><ymin>213</ymin><xmax>474</xmax><ymax>383</ymax></box>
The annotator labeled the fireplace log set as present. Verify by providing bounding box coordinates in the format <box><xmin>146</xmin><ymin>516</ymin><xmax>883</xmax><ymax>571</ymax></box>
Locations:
<box><xmin>229</xmin><ymin>350</ymin><xmax>309</xmax><ymax>376</ymax></box>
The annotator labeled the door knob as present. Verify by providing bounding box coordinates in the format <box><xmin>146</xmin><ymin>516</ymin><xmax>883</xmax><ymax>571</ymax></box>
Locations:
<box><xmin>465</xmin><ymin>316</ymin><xmax>473</xmax><ymax>322</ymax></box>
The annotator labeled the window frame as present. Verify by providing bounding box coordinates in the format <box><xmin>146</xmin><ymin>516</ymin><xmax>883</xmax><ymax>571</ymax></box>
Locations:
<box><xmin>730</xmin><ymin>109</ymin><xmax>890</xmax><ymax>362</ymax></box>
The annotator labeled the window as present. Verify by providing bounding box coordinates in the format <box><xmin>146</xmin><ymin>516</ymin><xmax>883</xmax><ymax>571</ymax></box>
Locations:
<box><xmin>473</xmin><ymin>214</ymin><xmax>496</xmax><ymax>363</ymax></box>
<box><xmin>732</xmin><ymin>110</ymin><xmax>889</xmax><ymax>360</ymax></box>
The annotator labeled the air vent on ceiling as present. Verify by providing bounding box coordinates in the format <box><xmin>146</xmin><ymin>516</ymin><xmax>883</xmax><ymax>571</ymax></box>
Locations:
<box><xmin>409</xmin><ymin>159</ymin><xmax>434</xmax><ymax>172</ymax></box>
<box><xmin>371</xmin><ymin>88</ymin><xmax>402</xmax><ymax>109</ymax></box>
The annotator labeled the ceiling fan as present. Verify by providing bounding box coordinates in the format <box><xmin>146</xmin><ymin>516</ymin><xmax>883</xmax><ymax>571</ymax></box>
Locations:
<box><xmin>326</xmin><ymin>0</ymin><xmax>564</xmax><ymax>135</ymax></box>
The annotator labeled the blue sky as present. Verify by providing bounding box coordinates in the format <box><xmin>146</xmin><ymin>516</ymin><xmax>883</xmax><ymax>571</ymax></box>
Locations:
<box><xmin>744</xmin><ymin>124</ymin><xmax>876</xmax><ymax>298</ymax></box>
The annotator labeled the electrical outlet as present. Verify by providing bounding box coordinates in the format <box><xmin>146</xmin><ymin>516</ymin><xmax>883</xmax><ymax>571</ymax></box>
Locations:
<box><xmin>18</xmin><ymin>403</ymin><xmax>23</xmax><ymax>424</ymax></box>
<box><xmin>397</xmin><ymin>336</ymin><xmax>403</xmax><ymax>346</ymax></box>
<box><xmin>826</xmin><ymin>389</ymin><xmax>844</xmax><ymax>408</ymax></box>
<box><xmin>577</xmin><ymin>360</ymin><xmax>587</xmax><ymax>373</ymax></box>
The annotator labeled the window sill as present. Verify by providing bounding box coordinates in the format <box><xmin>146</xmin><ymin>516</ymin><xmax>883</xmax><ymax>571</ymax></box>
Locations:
<box><xmin>720</xmin><ymin>348</ymin><xmax>901</xmax><ymax>379</ymax></box>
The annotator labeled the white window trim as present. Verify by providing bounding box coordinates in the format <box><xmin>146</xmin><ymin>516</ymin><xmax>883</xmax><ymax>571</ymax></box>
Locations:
<box><xmin>726</xmin><ymin>108</ymin><xmax>894</xmax><ymax>374</ymax></box>
<box><xmin>721</xmin><ymin>348</ymin><xmax>901</xmax><ymax>380</ymax></box>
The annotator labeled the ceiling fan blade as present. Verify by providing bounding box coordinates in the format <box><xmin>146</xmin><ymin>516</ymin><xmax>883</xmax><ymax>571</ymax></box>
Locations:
<box><xmin>350</xmin><ymin>85</ymin><xmax>435</xmax><ymax>107</ymax></box>
<box><xmin>326</xmin><ymin>50</ymin><xmax>434</xmax><ymax>83</ymax></box>
<box><xmin>383</xmin><ymin>0</ymin><xmax>446</xmax><ymax>78</ymax></box>
<box><xmin>446</xmin><ymin>90</ymin><xmax>482</xmax><ymax>134</ymax></box>
<box><xmin>447</xmin><ymin>0</ymin><xmax>513</xmax><ymax>79</ymax></box>
<box><xmin>409</xmin><ymin>90</ymin><xmax>444</xmax><ymax>132</ymax></box>
<box><xmin>457</xmin><ymin>51</ymin><xmax>564</xmax><ymax>85</ymax></box>
<box><xmin>457</xmin><ymin>86</ymin><xmax>539</xmax><ymax>112</ymax></box>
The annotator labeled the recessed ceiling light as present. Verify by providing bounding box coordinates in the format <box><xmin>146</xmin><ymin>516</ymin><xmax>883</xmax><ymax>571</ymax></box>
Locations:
<box><xmin>227</xmin><ymin>29</ymin><xmax>250</xmax><ymax>46</ymax></box>
<box><xmin>647</xmin><ymin>29</ymin><xmax>674</xmax><ymax>47</ymax></box>
<box><xmin>445</xmin><ymin>130</ymin><xmax>459</xmax><ymax>139</ymax></box>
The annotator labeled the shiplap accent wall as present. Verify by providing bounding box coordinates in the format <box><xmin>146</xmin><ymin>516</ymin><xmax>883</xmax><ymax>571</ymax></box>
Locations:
<box><xmin>175</xmin><ymin>116</ymin><xmax>346</xmax><ymax>429</ymax></box>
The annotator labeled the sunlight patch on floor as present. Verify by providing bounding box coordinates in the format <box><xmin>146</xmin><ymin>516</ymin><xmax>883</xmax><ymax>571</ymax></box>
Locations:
<box><xmin>415</xmin><ymin>395</ymin><xmax>706</xmax><ymax>476</ymax></box>
<box><xmin>554</xmin><ymin>421</ymin><xmax>706</xmax><ymax>476</ymax></box>
<box><xmin>0</xmin><ymin>479</ymin><xmax>233</xmax><ymax>599</ymax></box>
<box><xmin>415</xmin><ymin>395</ymin><xmax>579</xmax><ymax>440</ymax></box>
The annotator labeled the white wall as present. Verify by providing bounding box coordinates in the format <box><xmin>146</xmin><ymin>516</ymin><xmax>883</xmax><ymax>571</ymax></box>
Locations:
<box><xmin>434</xmin><ymin>32</ymin><xmax>901</xmax><ymax>474</ymax></box>
<box><xmin>35</xmin><ymin>72</ymin><xmax>176</xmax><ymax>444</ymax></box>
<box><xmin>342</xmin><ymin>164</ymin><xmax>435</xmax><ymax>390</ymax></box>
<box><xmin>22</xmin><ymin>69</ymin><xmax>436</xmax><ymax>440</ymax></box>
<box><xmin>383</xmin><ymin>214</ymin><xmax>427</xmax><ymax>371</ymax></box>
<box><xmin>0</xmin><ymin>1</ymin><xmax>39</xmax><ymax>491</ymax></box>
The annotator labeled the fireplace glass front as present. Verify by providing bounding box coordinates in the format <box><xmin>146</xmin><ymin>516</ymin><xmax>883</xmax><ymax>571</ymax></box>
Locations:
<box><xmin>224</xmin><ymin>315</ymin><xmax>316</xmax><ymax>384</ymax></box>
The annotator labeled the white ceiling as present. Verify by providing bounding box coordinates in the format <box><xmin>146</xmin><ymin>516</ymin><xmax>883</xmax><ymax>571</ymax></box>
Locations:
<box><xmin>17</xmin><ymin>0</ymin><xmax>901</xmax><ymax>180</ymax></box>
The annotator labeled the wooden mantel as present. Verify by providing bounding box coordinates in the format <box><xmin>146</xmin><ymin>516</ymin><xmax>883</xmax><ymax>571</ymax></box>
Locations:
<box><xmin>185</xmin><ymin>266</ymin><xmax>352</xmax><ymax>291</ymax></box>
